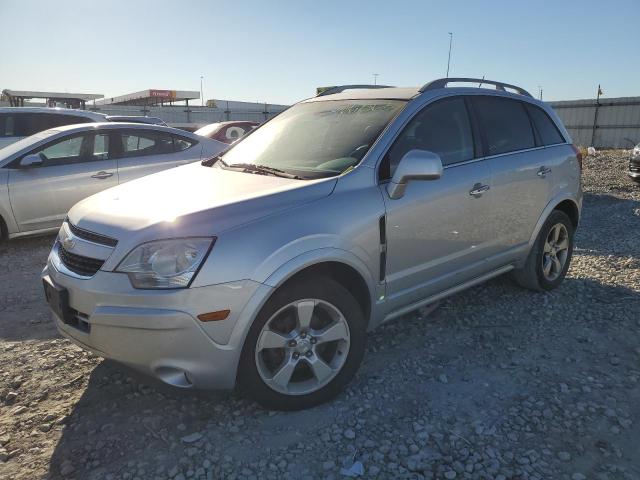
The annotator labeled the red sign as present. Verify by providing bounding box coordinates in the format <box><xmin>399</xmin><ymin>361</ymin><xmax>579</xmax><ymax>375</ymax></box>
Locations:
<box><xmin>149</xmin><ymin>89</ymin><xmax>176</xmax><ymax>99</ymax></box>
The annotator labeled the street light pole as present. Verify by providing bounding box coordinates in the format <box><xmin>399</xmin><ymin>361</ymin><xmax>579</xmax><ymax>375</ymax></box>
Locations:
<box><xmin>446</xmin><ymin>32</ymin><xmax>453</xmax><ymax>78</ymax></box>
<box><xmin>200</xmin><ymin>75</ymin><xmax>204</xmax><ymax>106</ymax></box>
<box><xmin>373</xmin><ymin>73</ymin><xmax>379</xmax><ymax>86</ymax></box>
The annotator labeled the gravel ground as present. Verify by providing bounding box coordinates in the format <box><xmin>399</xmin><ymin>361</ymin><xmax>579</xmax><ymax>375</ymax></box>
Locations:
<box><xmin>0</xmin><ymin>150</ymin><xmax>638</xmax><ymax>480</ymax></box>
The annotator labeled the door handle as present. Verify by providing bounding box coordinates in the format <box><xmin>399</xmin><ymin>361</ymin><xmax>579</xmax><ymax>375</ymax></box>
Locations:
<box><xmin>469</xmin><ymin>183</ymin><xmax>490</xmax><ymax>197</ymax></box>
<box><xmin>91</xmin><ymin>171</ymin><xmax>113</xmax><ymax>179</ymax></box>
<box><xmin>537</xmin><ymin>166</ymin><xmax>552</xmax><ymax>177</ymax></box>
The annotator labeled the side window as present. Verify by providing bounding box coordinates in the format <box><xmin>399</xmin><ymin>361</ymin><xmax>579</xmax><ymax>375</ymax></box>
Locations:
<box><xmin>0</xmin><ymin>114</ymin><xmax>15</xmax><ymax>137</ymax></box>
<box><xmin>44</xmin><ymin>114</ymin><xmax>93</xmax><ymax>129</ymax></box>
<box><xmin>473</xmin><ymin>97</ymin><xmax>535</xmax><ymax>155</ymax></box>
<box><xmin>382</xmin><ymin>97</ymin><xmax>474</xmax><ymax>179</ymax></box>
<box><xmin>92</xmin><ymin>134</ymin><xmax>110</xmax><ymax>160</ymax></box>
<box><xmin>525</xmin><ymin>104</ymin><xmax>564</xmax><ymax>146</ymax></box>
<box><xmin>120</xmin><ymin>131</ymin><xmax>174</xmax><ymax>157</ymax></box>
<box><xmin>173</xmin><ymin>135</ymin><xmax>196</xmax><ymax>152</ymax></box>
<box><xmin>28</xmin><ymin>134</ymin><xmax>89</xmax><ymax>167</ymax></box>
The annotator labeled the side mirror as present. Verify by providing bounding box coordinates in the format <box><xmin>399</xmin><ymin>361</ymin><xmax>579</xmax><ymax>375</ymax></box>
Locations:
<box><xmin>20</xmin><ymin>153</ymin><xmax>44</xmax><ymax>168</ymax></box>
<box><xmin>386</xmin><ymin>149</ymin><xmax>443</xmax><ymax>199</ymax></box>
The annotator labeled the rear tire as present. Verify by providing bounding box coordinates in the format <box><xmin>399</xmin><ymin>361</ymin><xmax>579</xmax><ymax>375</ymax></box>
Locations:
<box><xmin>238</xmin><ymin>275</ymin><xmax>366</xmax><ymax>410</ymax></box>
<box><xmin>512</xmin><ymin>210</ymin><xmax>575</xmax><ymax>291</ymax></box>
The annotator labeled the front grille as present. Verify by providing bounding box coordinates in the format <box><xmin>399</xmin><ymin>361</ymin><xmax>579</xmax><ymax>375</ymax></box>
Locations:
<box><xmin>68</xmin><ymin>222</ymin><xmax>118</xmax><ymax>247</ymax></box>
<box><xmin>58</xmin><ymin>243</ymin><xmax>104</xmax><ymax>277</ymax></box>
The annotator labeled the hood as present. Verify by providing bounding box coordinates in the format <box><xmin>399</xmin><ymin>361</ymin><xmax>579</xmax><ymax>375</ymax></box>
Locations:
<box><xmin>68</xmin><ymin>162</ymin><xmax>337</xmax><ymax>242</ymax></box>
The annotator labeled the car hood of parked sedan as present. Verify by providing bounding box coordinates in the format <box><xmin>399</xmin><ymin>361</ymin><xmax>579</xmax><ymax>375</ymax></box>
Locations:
<box><xmin>68</xmin><ymin>162</ymin><xmax>337</xmax><ymax>241</ymax></box>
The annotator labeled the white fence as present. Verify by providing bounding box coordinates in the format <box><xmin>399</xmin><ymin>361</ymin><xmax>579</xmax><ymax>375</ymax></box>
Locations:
<box><xmin>549</xmin><ymin>97</ymin><xmax>640</xmax><ymax>149</ymax></box>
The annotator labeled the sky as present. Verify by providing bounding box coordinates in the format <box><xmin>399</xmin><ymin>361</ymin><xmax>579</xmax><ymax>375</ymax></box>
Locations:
<box><xmin>1</xmin><ymin>0</ymin><xmax>638</xmax><ymax>106</ymax></box>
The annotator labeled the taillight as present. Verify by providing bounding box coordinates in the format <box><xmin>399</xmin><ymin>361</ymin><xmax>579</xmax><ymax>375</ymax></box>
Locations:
<box><xmin>570</xmin><ymin>144</ymin><xmax>583</xmax><ymax>171</ymax></box>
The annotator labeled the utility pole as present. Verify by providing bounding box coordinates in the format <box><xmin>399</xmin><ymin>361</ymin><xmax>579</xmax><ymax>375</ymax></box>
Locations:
<box><xmin>446</xmin><ymin>32</ymin><xmax>453</xmax><ymax>78</ymax></box>
<box><xmin>373</xmin><ymin>73</ymin><xmax>379</xmax><ymax>86</ymax></box>
<box><xmin>590</xmin><ymin>84</ymin><xmax>603</xmax><ymax>147</ymax></box>
<box><xmin>200</xmin><ymin>75</ymin><xmax>204</xmax><ymax>106</ymax></box>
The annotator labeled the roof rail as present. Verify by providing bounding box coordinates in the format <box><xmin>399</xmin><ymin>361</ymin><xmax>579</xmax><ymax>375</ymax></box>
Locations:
<box><xmin>316</xmin><ymin>84</ymin><xmax>394</xmax><ymax>97</ymax></box>
<box><xmin>419</xmin><ymin>78</ymin><xmax>533</xmax><ymax>98</ymax></box>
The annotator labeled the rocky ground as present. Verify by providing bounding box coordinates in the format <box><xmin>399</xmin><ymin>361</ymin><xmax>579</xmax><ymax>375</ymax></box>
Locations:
<box><xmin>0</xmin><ymin>150</ymin><xmax>639</xmax><ymax>480</ymax></box>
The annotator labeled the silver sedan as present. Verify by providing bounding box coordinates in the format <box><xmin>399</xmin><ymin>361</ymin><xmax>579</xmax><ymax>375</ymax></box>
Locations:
<box><xmin>0</xmin><ymin>123</ymin><xmax>226</xmax><ymax>240</ymax></box>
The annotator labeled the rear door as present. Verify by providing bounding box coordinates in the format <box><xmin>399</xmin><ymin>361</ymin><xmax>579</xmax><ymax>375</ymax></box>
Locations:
<box><xmin>8</xmin><ymin>131</ymin><xmax>117</xmax><ymax>232</ymax></box>
<box><xmin>114</xmin><ymin>129</ymin><xmax>199</xmax><ymax>184</ymax></box>
<box><xmin>380</xmin><ymin>96</ymin><xmax>495</xmax><ymax>311</ymax></box>
<box><xmin>471</xmin><ymin>96</ymin><xmax>554</xmax><ymax>264</ymax></box>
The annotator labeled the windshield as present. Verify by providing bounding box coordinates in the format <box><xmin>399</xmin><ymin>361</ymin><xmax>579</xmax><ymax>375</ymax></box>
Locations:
<box><xmin>0</xmin><ymin>129</ymin><xmax>60</xmax><ymax>159</ymax></box>
<box><xmin>218</xmin><ymin>99</ymin><xmax>406</xmax><ymax>179</ymax></box>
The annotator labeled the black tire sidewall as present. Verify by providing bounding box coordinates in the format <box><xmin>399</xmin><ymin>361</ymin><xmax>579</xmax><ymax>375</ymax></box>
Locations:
<box><xmin>238</xmin><ymin>275</ymin><xmax>366</xmax><ymax>410</ymax></box>
<box><xmin>532</xmin><ymin>211</ymin><xmax>575</xmax><ymax>290</ymax></box>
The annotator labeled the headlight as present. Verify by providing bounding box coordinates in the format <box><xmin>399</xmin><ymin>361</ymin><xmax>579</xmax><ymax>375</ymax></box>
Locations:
<box><xmin>116</xmin><ymin>238</ymin><xmax>214</xmax><ymax>289</ymax></box>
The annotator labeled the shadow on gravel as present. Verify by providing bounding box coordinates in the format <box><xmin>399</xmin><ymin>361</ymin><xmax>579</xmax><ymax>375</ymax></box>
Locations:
<box><xmin>45</xmin><ymin>272</ymin><xmax>640</xmax><ymax>479</ymax></box>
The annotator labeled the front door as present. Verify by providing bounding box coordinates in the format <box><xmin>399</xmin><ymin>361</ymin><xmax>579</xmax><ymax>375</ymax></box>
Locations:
<box><xmin>8</xmin><ymin>132</ymin><xmax>117</xmax><ymax>232</ymax></box>
<box><xmin>379</xmin><ymin>96</ymin><xmax>495</xmax><ymax>312</ymax></box>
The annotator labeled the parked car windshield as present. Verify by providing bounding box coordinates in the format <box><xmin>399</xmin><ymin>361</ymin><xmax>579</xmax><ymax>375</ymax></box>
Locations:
<box><xmin>218</xmin><ymin>99</ymin><xmax>406</xmax><ymax>179</ymax></box>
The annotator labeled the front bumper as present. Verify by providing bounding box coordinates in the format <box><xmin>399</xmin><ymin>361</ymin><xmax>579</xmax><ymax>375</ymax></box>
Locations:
<box><xmin>43</xmin><ymin>255</ymin><xmax>272</xmax><ymax>390</ymax></box>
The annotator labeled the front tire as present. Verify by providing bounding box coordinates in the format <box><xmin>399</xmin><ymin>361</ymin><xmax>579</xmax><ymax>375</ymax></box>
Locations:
<box><xmin>238</xmin><ymin>276</ymin><xmax>366</xmax><ymax>410</ymax></box>
<box><xmin>513</xmin><ymin>210</ymin><xmax>575</xmax><ymax>291</ymax></box>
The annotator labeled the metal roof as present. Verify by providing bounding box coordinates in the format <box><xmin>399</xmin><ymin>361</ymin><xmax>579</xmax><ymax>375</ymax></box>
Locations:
<box><xmin>95</xmin><ymin>89</ymin><xmax>200</xmax><ymax>106</ymax></box>
<box><xmin>2</xmin><ymin>89</ymin><xmax>104</xmax><ymax>101</ymax></box>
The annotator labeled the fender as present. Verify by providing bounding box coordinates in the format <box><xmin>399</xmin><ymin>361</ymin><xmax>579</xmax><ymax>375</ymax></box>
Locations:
<box><xmin>222</xmin><ymin>248</ymin><xmax>379</xmax><ymax>384</ymax></box>
<box><xmin>263</xmin><ymin>246</ymin><xmax>377</xmax><ymax>293</ymax></box>
<box><xmin>527</xmin><ymin>193</ymin><xmax>581</xmax><ymax>251</ymax></box>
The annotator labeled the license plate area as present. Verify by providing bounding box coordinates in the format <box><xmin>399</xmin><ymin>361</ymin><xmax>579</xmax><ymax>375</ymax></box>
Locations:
<box><xmin>43</xmin><ymin>278</ymin><xmax>90</xmax><ymax>333</ymax></box>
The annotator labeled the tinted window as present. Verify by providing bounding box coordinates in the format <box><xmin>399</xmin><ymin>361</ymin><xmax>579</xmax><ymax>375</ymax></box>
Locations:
<box><xmin>27</xmin><ymin>134</ymin><xmax>90</xmax><ymax>167</ymax></box>
<box><xmin>92</xmin><ymin>134</ymin><xmax>110</xmax><ymax>160</ymax></box>
<box><xmin>526</xmin><ymin>104</ymin><xmax>564</xmax><ymax>146</ymax></box>
<box><xmin>473</xmin><ymin>97</ymin><xmax>535</xmax><ymax>155</ymax></box>
<box><xmin>44</xmin><ymin>114</ymin><xmax>93</xmax><ymax>130</ymax></box>
<box><xmin>0</xmin><ymin>114</ymin><xmax>15</xmax><ymax>137</ymax></box>
<box><xmin>120</xmin><ymin>131</ymin><xmax>174</xmax><ymax>157</ymax></box>
<box><xmin>383</xmin><ymin>97</ymin><xmax>474</xmax><ymax>178</ymax></box>
<box><xmin>174</xmin><ymin>136</ymin><xmax>196</xmax><ymax>151</ymax></box>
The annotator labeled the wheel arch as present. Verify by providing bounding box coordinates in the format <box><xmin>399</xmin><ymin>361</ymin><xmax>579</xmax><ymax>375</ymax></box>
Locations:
<box><xmin>554</xmin><ymin>199</ymin><xmax>580</xmax><ymax>229</ymax></box>
<box><xmin>262</xmin><ymin>248</ymin><xmax>376</xmax><ymax>328</ymax></box>
<box><xmin>528</xmin><ymin>196</ymin><xmax>581</xmax><ymax>249</ymax></box>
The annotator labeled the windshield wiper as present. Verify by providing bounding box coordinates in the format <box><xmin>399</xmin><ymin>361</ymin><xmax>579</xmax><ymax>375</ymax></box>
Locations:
<box><xmin>201</xmin><ymin>154</ymin><xmax>226</xmax><ymax>167</ymax></box>
<box><xmin>222</xmin><ymin>162</ymin><xmax>302</xmax><ymax>179</ymax></box>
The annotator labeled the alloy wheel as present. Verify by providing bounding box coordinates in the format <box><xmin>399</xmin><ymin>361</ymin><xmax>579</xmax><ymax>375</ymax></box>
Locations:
<box><xmin>255</xmin><ymin>299</ymin><xmax>351</xmax><ymax>395</ymax></box>
<box><xmin>542</xmin><ymin>223</ymin><xmax>570</xmax><ymax>281</ymax></box>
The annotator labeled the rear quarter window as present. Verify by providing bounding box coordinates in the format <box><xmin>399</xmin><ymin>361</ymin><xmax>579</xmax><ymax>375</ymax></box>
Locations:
<box><xmin>473</xmin><ymin>96</ymin><xmax>535</xmax><ymax>155</ymax></box>
<box><xmin>525</xmin><ymin>104</ymin><xmax>564</xmax><ymax>145</ymax></box>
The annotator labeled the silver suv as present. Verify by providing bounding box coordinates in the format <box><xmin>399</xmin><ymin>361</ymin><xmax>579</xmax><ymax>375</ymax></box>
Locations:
<box><xmin>42</xmin><ymin>78</ymin><xmax>582</xmax><ymax>410</ymax></box>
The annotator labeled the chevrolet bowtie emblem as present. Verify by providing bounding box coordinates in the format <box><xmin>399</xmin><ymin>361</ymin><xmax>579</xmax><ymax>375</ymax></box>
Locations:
<box><xmin>62</xmin><ymin>236</ymin><xmax>76</xmax><ymax>250</ymax></box>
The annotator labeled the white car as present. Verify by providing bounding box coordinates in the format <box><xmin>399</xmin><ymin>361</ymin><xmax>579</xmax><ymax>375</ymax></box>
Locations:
<box><xmin>0</xmin><ymin>107</ymin><xmax>166</xmax><ymax>149</ymax></box>
<box><xmin>0</xmin><ymin>123</ymin><xmax>226</xmax><ymax>239</ymax></box>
